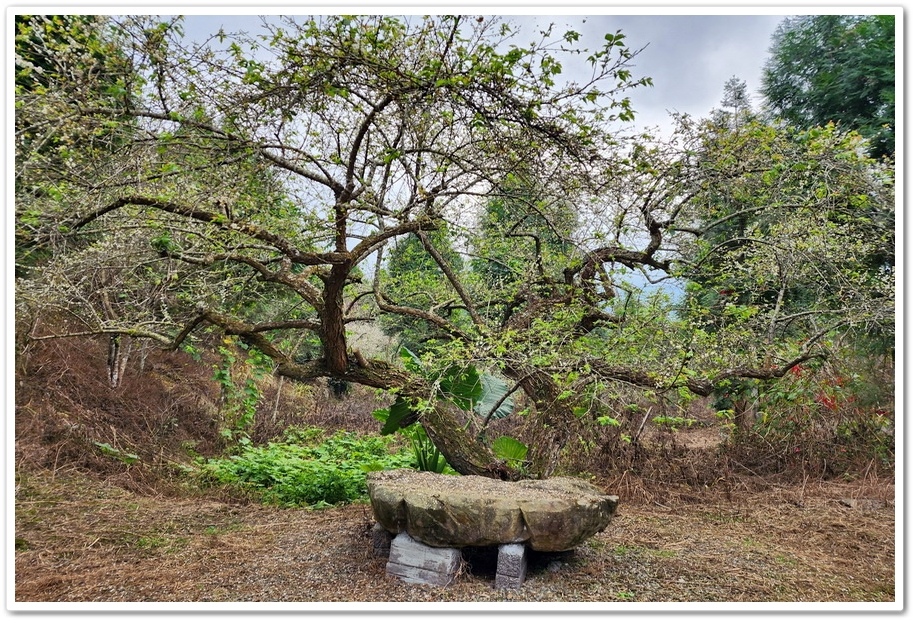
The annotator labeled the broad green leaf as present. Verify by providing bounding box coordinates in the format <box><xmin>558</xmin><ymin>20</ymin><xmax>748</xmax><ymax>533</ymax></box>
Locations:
<box><xmin>398</xmin><ymin>346</ymin><xmax>423</xmax><ymax>374</ymax></box>
<box><xmin>474</xmin><ymin>373</ymin><xmax>514</xmax><ymax>420</ymax></box>
<box><xmin>437</xmin><ymin>365</ymin><xmax>482</xmax><ymax>410</ymax></box>
<box><xmin>492</xmin><ymin>436</ymin><xmax>528</xmax><ymax>462</ymax></box>
<box><xmin>380</xmin><ymin>396</ymin><xmax>413</xmax><ymax>435</ymax></box>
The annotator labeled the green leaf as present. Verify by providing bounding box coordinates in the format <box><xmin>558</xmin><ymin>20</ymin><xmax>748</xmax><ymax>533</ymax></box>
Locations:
<box><xmin>398</xmin><ymin>346</ymin><xmax>423</xmax><ymax>374</ymax></box>
<box><xmin>437</xmin><ymin>364</ymin><xmax>482</xmax><ymax>410</ymax></box>
<box><xmin>406</xmin><ymin>424</ymin><xmax>448</xmax><ymax>473</ymax></box>
<box><xmin>380</xmin><ymin>396</ymin><xmax>413</xmax><ymax>435</ymax></box>
<box><xmin>492</xmin><ymin>436</ymin><xmax>528</xmax><ymax>462</ymax></box>
<box><xmin>474</xmin><ymin>373</ymin><xmax>514</xmax><ymax>420</ymax></box>
<box><xmin>596</xmin><ymin>416</ymin><xmax>621</xmax><ymax>427</ymax></box>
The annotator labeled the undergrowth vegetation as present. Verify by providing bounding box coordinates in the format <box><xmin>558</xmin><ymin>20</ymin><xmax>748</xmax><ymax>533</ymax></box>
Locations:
<box><xmin>198</xmin><ymin>428</ymin><xmax>416</xmax><ymax>508</ymax></box>
<box><xmin>14</xmin><ymin>334</ymin><xmax>894</xmax><ymax>508</ymax></box>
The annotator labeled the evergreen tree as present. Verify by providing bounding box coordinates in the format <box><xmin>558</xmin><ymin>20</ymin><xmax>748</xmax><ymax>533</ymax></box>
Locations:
<box><xmin>714</xmin><ymin>76</ymin><xmax>752</xmax><ymax>132</ymax></box>
<box><xmin>761</xmin><ymin>15</ymin><xmax>895</xmax><ymax>158</ymax></box>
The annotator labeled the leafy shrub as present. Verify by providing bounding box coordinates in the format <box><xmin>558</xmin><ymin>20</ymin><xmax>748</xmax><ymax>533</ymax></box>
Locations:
<box><xmin>403</xmin><ymin>424</ymin><xmax>454</xmax><ymax>473</ymax></box>
<box><xmin>721</xmin><ymin>354</ymin><xmax>895</xmax><ymax>477</ymax></box>
<box><xmin>199</xmin><ymin>429</ymin><xmax>415</xmax><ymax>507</ymax></box>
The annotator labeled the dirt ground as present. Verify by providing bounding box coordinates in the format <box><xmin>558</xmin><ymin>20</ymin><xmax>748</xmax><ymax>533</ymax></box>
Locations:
<box><xmin>12</xmin><ymin>467</ymin><xmax>896</xmax><ymax>608</ymax></box>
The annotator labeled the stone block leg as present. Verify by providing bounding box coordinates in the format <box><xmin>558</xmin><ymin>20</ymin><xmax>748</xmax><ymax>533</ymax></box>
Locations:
<box><xmin>495</xmin><ymin>543</ymin><xmax>528</xmax><ymax>589</ymax></box>
<box><xmin>386</xmin><ymin>532</ymin><xmax>462</xmax><ymax>587</ymax></box>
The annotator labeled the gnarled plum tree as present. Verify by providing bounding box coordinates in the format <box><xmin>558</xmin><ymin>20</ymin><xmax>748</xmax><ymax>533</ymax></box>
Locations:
<box><xmin>16</xmin><ymin>15</ymin><xmax>893</xmax><ymax>478</ymax></box>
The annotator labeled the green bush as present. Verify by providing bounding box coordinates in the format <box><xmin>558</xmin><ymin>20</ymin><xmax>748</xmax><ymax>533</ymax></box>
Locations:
<box><xmin>199</xmin><ymin>429</ymin><xmax>415</xmax><ymax>507</ymax></box>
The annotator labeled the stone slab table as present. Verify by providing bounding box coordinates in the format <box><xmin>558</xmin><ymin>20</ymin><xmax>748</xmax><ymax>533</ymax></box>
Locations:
<box><xmin>367</xmin><ymin>469</ymin><xmax>619</xmax><ymax>588</ymax></box>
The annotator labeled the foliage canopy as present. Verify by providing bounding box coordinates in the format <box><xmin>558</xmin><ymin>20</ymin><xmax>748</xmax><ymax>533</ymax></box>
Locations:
<box><xmin>762</xmin><ymin>14</ymin><xmax>896</xmax><ymax>158</ymax></box>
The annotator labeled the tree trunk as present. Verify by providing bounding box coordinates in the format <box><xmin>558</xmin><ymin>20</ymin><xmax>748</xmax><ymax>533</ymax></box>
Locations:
<box><xmin>107</xmin><ymin>335</ymin><xmax>130</xmax><ymax>388</ymax></box>
<box><xmin>278</xmin><ymin>357</ymin><xmax>520</xmax><ymax>480</ymax></box>
<box><xmin>321</xmin><ymin>265</ymin><xmax>351</xmax><ymax>376</ymax></box>
<box><xmin>421</xmin><ymin>400</ymin><xmax>519</xmax><ymax>480</ymax></box>
<box><xmin>504</xmin><ymin>364</ymin><xmax>578</xmax><ymax>478</ymax></box>
<box><xmin>349</xmin><ymin>362</ymin><xmax>520</xmax><ymax>479</ymax></box>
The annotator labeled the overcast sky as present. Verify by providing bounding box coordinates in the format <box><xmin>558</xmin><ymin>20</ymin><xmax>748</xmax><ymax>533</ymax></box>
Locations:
<box><xmin>180</xmin><ymin>11</ymin><xmax>789</xmax><ymax>136</ymax></box>
<box><xmin>577</xmin><ymin>14</ymin><xmax>787</xmax><ymax>131</ymax></box>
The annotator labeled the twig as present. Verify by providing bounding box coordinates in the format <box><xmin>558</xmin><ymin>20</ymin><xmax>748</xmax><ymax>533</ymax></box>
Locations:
<box><xmin>633</xmin><ymin>406</ymin><xmax>653</xmax><ymax>444</ymax></box>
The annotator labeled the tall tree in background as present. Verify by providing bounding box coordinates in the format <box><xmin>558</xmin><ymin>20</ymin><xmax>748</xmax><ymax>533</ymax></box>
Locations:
<box><xmin>681</xmin><ymin>118</ymin><xmax>893</xmax><ymax>339</ymax></box>
<box><xmin>470</xmin><ymin>174</ymin><xmax>579</xmax><ymax>324</ymax></box>
<box><xmin>378</xmin><ymin>228</ymin><xmax>466</xmax><ymax>354</ymax></box>
<box><xmin>761</xmin><ymin>14</ymin><xmax>895</xmax><ymax>158</ymax></box>
<box><xmin>714</xmin><ymin>75</ymin><xmax>752</xmax><ymax>132</ymax></box>
<box><xmin>686</xmin><ymin>77</ymin><xmax>894</xmax><ymax>342</ymax></box>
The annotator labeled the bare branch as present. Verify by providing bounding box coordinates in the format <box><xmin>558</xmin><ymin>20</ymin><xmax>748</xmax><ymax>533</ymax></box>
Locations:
<box><xmin>417</xmin><ymin>230</ymin><xmax>487</xmax><ymax>329</ymax></box>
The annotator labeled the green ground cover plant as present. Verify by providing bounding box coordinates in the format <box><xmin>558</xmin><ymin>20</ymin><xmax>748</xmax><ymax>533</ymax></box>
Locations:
<box><xmin>198</xmin><ymin>428</ymin><xmax>415</xmax><ymax>507</ymax></box>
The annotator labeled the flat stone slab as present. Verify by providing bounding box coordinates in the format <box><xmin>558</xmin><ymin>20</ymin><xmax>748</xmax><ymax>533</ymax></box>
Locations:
<box><xmin>367</xmin><ymin>469</ymin><xmax>618</xmax><ymax>552</ymax></box>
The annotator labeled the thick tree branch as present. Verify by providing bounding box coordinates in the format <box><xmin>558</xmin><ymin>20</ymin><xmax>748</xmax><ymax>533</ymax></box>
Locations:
<box><xmin>350</xmin><ymin>217</ymin><xmax>438</xmax><ymax>265</ymax></box>
<box><xmin>71</xmin><ymin>196</ymin><xmax>350</xmax><ymax>267</ymax></box>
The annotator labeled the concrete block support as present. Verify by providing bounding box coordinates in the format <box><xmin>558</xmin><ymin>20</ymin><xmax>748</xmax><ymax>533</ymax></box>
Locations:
<box><xmin>385</xmin><ymin>532</ymin><xmax>462</xmax><ymax>587</ymax></box>
<box><xmin>495</xmin><ymin>543</ymin><xmax>528</xmax><ymax>589</ymax></box>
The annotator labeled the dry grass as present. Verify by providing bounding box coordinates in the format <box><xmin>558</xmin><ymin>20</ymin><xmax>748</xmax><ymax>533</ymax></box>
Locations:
<box><xmin>13</xmin><ymin>467</ymin><xmax>895</xmax><ymax>606</ymax></box>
